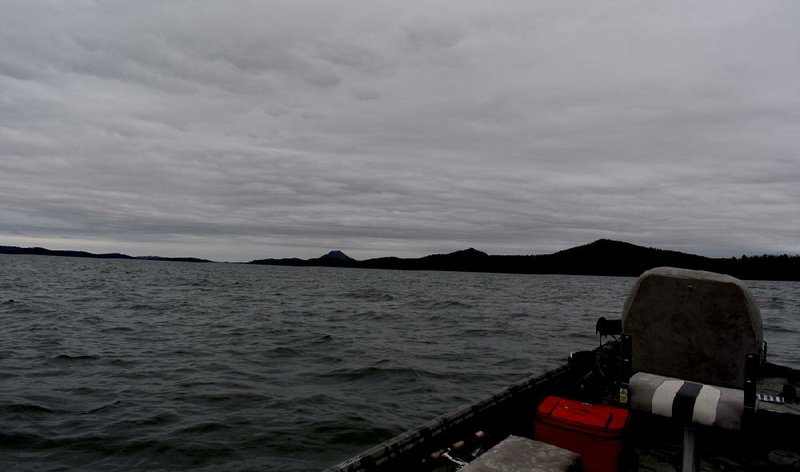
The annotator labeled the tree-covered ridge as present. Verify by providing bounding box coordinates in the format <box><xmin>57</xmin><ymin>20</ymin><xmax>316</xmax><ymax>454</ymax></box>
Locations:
<box><xmin>250</xmin><ymin>239</ymin><xmax>800</xmax><ymax>281</ymax></box>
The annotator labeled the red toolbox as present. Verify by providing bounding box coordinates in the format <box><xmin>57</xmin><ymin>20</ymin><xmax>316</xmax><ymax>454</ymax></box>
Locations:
<box><xmin>535</xmin><ymin>396</ymin><xmax>630</xmax><ymax>472</ymax></box>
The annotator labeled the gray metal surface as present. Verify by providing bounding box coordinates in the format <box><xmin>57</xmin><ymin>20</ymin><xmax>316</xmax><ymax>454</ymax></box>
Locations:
<box><xmin>461</xmin><ymin>436</ymin><xmax>579</xmax><ymax>472</ymax></box>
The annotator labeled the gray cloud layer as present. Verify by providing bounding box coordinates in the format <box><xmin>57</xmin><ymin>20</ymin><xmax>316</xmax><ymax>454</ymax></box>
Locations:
<box><xmin>2</xmin><ymin>1</ymin><xmax>799</xmax><ymax>260</ymax></box>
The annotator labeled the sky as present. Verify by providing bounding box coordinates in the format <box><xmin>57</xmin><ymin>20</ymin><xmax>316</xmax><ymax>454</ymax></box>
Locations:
<box><xmin>1</xmin><ymin>1</ymin><xmax>799</xmax><ymax>262</ymax></box>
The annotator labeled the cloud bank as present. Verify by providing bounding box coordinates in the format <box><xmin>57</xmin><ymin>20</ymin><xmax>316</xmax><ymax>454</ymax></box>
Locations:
<box><xmin>2</xmin><ymin>1</ymin><xmax>799</xmax><ymax>260</ymax></box>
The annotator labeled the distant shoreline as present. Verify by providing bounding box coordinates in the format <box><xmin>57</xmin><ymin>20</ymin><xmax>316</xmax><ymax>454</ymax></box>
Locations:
<box><xmin>0</xmin><ymin>245</ymin><xmax>211</xmax><ymax>264</ymax></box>
<box><xmin>3</xmin><ymin>240</ymin><xmax>798</xmax><ymax>281</ymax></box>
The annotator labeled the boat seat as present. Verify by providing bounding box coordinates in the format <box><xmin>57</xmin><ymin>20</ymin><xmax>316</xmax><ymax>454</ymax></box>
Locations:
<box><xmin>620</xmin><ymin>267</ymin><xmax>763</xmax><ymax>472</ymax></box>
<box><xmin>621</xmin><ymin>267</ymin><xmax>762</xmax><ymax>389</ymax></box>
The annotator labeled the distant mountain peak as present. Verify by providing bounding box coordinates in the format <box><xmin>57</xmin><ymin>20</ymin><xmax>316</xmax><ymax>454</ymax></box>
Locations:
<box><xmin>445</xmin><ymin>248</ymin><xmax>488</xmax><ymax>257</ymax></box>
<box><xmin>320</xmin><ymin>250</ymin><xmax>354</xmax><ymax>261</ymax></box>
<box><xmin>586</xmin><ymin>239</ymin><xmax>639</xmax><ymax>249</ymax></box>
<box><xmin>556</xmin><ymin>239</ymin><xmax>643</xmax><ymax>254</ymax></box>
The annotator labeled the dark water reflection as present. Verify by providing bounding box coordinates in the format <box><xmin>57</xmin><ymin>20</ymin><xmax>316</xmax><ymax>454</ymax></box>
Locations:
<box><xmin>0</xmin><ymin>255</ymin><xmax>797</xmax><ymax>471</ymax></box>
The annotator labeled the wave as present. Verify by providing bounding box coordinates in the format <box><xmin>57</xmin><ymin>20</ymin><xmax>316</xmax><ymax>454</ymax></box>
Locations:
<box><xmin>181</xmin><ymin>391</ymin><xmax>268</xmax><ymax>404</ymax></box>
<box><xmin>50</xmin><ymin>354</ymin><xmax>100</xmax><ymax>362</ymax></box>
<box><xmin>764</xmin><ymin>324</ymin><xmax>798</xmax><ymax>334</ymax></box>
<box><xmin>267</xmin><ymin>345</ymin><xmax>301</xmax><ymax>356</ymax></box>
<box><xmin>82</xmin><ymin>401</ymin><xmax>122</xmax><ymax>415</ymax></box>
<box><xmin>411</xmin><ymin>299</ymin><xmax>473</xmax><ymax>310</ymax></box>
<box><xmin>0</xmin><ymin>431</ymin><xmax>50</xmax><ymax>448</ymax></box>
<box><xmin>319</xmin><ymin>363</ymin><xmax>433</xmax><ymax>382</ymax></box>
<box><xmin>174</xmin><ymin>421</ymin><xmax>232</xmax><ymax>434</ymax></box>
<box><xmin>343</xmin><ymin>289</ymin><xmax>395</xmax><ymax>302</ymax></box>
<box><xmin>103</xmin><ymin>326</ymin><xmax>134</xmax><ymax>333</ymax></box>
<box><xmin>311</xmin><ymin>421</ymin><xmax>396</xmax><ymax>446</ymax></box>
<box><xmin>1</xmin><ymin>403</ymin><xmax>56</xmax><ymax>414</ymax></box>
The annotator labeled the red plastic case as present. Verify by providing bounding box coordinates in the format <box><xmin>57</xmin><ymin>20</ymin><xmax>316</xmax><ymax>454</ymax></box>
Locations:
<box><xmin>535</xmin><ymin>396</ymin><xmax>630</xmax><ymax>472</ymax></box>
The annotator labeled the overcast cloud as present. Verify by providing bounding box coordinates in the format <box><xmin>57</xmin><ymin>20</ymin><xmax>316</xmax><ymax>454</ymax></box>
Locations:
<box><xmin>1</xmin><ymin>1</ymin><xmax>799</xmax><ymax>261</ymax></box>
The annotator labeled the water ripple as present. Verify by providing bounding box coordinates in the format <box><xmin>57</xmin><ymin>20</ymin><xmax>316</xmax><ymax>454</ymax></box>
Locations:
<box><xmin>0</xmin><ymin>255</ymin><xmax>797</xmax><ymax>471</ymax></box>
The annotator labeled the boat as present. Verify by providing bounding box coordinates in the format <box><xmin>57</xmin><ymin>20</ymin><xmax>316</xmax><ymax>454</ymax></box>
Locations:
<box><xmin>326</xmin><ymin>267</ymin><xmax>800</xmax><ymax>471</ymax></box>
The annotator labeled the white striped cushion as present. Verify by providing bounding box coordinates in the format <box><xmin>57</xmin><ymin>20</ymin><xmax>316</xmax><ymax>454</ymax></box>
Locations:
<box><xmin>630</xmin><ymin>372</ymin><xmax>745</xmax><ymax>430</ymax></box>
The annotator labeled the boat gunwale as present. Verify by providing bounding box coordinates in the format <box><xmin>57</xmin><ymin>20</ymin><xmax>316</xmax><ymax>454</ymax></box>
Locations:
<box><xmin>325</xmin><ymin>361</ymin><xmax>578</xmax><ymax>472</ymax></box>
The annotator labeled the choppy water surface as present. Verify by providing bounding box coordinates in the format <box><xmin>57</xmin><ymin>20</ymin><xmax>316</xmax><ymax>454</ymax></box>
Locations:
<box><xmin>1</xmin><ymin>255</ymin><xmax>797</xmax><ymax>471</ymax></box>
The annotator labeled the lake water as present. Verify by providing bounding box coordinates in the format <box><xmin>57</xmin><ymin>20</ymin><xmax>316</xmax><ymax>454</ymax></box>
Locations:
<box><xmin>1</xmin><ymin>254</ymin><xmax>797</xmax><ymax>471</ymax></box>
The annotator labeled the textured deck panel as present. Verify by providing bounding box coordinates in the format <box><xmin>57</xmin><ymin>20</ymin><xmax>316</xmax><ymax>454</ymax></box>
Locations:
<box><xmin>461</xmin><ymin>435</ymin><xmax>580</xmax><ymax>472</ymax></box>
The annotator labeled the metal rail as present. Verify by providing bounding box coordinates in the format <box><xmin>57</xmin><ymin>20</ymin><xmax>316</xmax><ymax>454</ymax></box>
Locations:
<box><xmin>326</xmin><ymin>362</ymin><xmax>578</xmax><ymax>472</ymax></box>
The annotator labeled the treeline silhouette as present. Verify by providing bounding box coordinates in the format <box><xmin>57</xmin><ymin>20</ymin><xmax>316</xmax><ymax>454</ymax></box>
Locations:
<box><xmin>3</xmin><ymin>240</ymin><xmax>797</xmax><ymax>280</ymax></box>
<box><xmin>250</xmin><ymin>239</ymin><xmax>800</xmax><ymax>281</ymax></box>
<box><xmin>0</xmin><ymin>246</ymin><xmax>210</xmax><ymax>263</ymax></box>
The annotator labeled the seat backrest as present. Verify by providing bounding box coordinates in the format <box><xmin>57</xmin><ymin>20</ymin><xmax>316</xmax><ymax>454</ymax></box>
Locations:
<box><xmin>622</xmin><ymin>267</ymin><xmax>763</xmax><ymax>389</ymax></box>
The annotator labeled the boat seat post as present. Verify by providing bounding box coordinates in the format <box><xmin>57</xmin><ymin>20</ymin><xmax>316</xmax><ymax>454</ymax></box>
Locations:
<box><xmin>630</xmin><ymin>372</ymin><xmax>747</xmax><ymax>472</ymax></box>
<box><xmin>619</xmin><ymin>334</ymin><xmax>632</xmax><ymax>405</ymax></box>
<box><xmin>743</xmin><ymin>353</ymin><xmax>758</xmax><ymax>429</ymax></box>
<box><xmin>682</xmin><ymin>426</ymin><xmax>697</xmax><ymax>472</ymax></box>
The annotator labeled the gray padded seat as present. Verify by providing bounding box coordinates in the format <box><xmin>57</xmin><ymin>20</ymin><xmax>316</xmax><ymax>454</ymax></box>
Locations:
<box><xmin>622</xmin><ymin>267</ymin><xmax>763</xmax><ymax>471</ymax></box>
<box><xmin>622</xmin><ymin>267</ymin><xmax>763</xmax><ymax>390</ymax></box>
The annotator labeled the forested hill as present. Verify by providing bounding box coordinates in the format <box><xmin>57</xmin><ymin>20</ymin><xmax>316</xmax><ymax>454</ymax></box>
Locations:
<box><xmin>3</xmin><ymin>240</ymin><xmax>797</xmax><ymax>280</ymax></box>
<box><xmin>250</xmin><ymin>239</ymin><xmax>800</xmax><ymax>281</ymax></box>
<box><xmin>0</xmin><ymin>246</ymin><xmax>210</xmax><ymax>263</ymax></box>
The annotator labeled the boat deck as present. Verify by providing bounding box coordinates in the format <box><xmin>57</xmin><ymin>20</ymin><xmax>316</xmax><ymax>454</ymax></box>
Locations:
<box><xmin>328</xmin><ymin>359</ymin><xmax>800</xmax><ymax>472</ymax></box>
<box><xmin>328</xmin><ymin>268</ymin><xmax>799</xmax><ymax>472</ymax></box>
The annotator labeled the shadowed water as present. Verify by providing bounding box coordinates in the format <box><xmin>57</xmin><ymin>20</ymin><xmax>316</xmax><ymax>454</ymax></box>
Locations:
<box><xmin>0</xmin><ymin>255</ymin><xmax>797</xmax><ymax>471</ymax></box>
